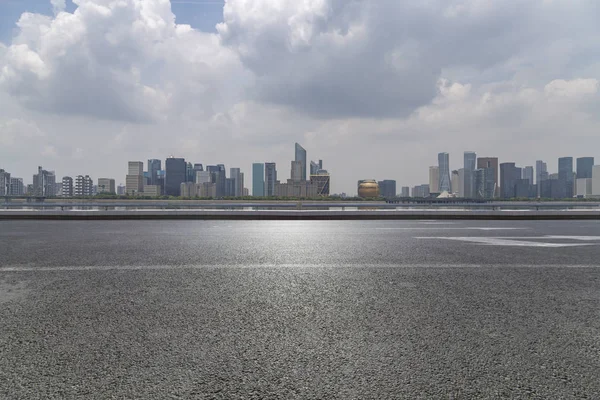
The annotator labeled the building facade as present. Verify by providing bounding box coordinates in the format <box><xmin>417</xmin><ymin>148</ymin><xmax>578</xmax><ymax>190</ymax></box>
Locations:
<box><xmin>9</xmin><ymin>177</ymin><xmax>24</xmax><ymax>196</ymax></box>
<box><xmin>295</xmin><ymin>143</ymin><xmax>307</xmax><ymax>181</ymax></box>
<box><xmin>147</xmin><ymin>159</ymin><xmax>161</xmax><ymax>186</ymax></box>
<box><xmin>558</xmin><ymin>157</ymin><xmax>574</xmax><ymax>198</ymax></box>
<box><xmin>265</xmin><ymin>162</ymin><xmax>277</xmax><ymax>197</ymax></box>
<box><xmin>310</xmin><ymin>171</ymin><xmax>330</xmax><ymax>196</ymax></box>
<box><xmin>401</xmin><ymin>186</ymin><xmax>410</xmax><ymax>197</ymax></box>
<box><xmin>438</xmin><ymin>152</ymin><xmax>451</xmax><ymax>192</ymax></box>
<box><xmin>165</xmin><ymin>157</ymin><xmax>186</xmax><ymax>196</ymax></box>
<box><xmin>378</xmin><ymin>180</ymin><xmax>396</xmax><ymax>198</ymax></box>
<box><xmin>429</xmin><ymin>166</ymin><xmax>439</xmax><ymax>193</ymax></box>
<box><xmin>74</xmin><ymin>175</ymin><xmax>93</xmax><ymax>196</ymax></box>
<box><xmin>576</xmin><ymin>157</ymin><xmax>594</xmax><ymax>179</ymax></box>
<box><xmin>252</xmin><ymin>163</ymin><xmax>265</xmax><ymax>196</ymax></box>
<box><xmin>97</xmin><ymin>178</ymin><xmax>116</xmax><ymax>194</ymax></box>
<box><xmin>463</xmin><ymin>151</ymin><xmax>476</xmax><ymax>198</ymax></box>
<box><xmin>0</xmin><ymin>169</ymin><xmax>10</xmax><ymax>196</ymax></box>
<box><xmin>33</xmin><ymin>166</ymin><xmax>56</xmax><ymax>197</ymax></box>
<box><xmin>62</xmin><ymin>176</ymin><xmax>73</xmax><ymax>197</ymax></box>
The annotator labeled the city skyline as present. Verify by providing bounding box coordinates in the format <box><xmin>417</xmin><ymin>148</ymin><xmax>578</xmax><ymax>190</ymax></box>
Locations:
<box><xmin>2</xmin><ymin>1</ymin><xmax>600</xmax><ymax>195</ymax></box>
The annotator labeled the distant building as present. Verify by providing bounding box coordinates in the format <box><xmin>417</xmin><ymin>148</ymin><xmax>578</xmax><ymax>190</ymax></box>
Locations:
<box><xmin>358</xmin><ymin>180</ymin><xmax>380</xmax><ymax>198</ymax></box>
<box><xmin>576</xmin><ymin>178</ymin><xmax>593</xmax><ymax>198</ymax></box>
<box><xmin>378</xmin><ymin>180</ymin><xmax>396</xmax><ymax>198</ymax></box>
<box><xmin>62</xmin><ymin>176</ymin><xmax>73</xmax><ymax>197</ymax></box>
<box><xmin>577</xmin><ymin>157</ymin><xmax>594</xmax><ymax>179</ymax></box>
<box><xmin>265</xmin><ymin>162</ymin><xmax>277</xmax><ymax>197</ymax></box>
<box><xmin>451</xmin><ymin>171</ymin><xmax>459</xmax><ymax>195</ymax></box>
<box><xmin>429</xmin><ymin>166</ymin><xmax>439</xmax><ymax>193</ymax></box>
<box><xmin>411</xmin><ymin>184</ymin><xmax>430</xmax><ymax>198</ymax></box>
<box><xmin>9</xmin><ymin>177</ymin><xmax>24</xmax><ymax>196</ymax></box>
<box><xmin>165</xmin><ymin>157</ymin><xmax>186</xmax><ymax>196</ymax></box>
<box><xmin>522</xmin><ymin>166</ymin><xmax>534</xmax><ymax>185</ymax></box>
<box><xmin>206</xmin><ymin>165</ymin><xmax>226</xmax><ymax>197</ymax></box>
<box><xmin>558</xmin><ymin>157</ymin><xmax>574</xmax><ymax>198</ymax></box>
<box><xmin>97</xmin><ymin>178</ymin><xmax>116</xmax><ymax>194</ymax></box>
<box><xmin>126</xmin><ymin>161</ymin><xmax>145</xmax><ymax>196</ymax></box>
<box><xmin>438</xmin><ymin>152</ymin><xmax>451</xmax><ymax>192</ymax></box>
<box><xmin>0</xmin><ymin>169</ymin><xmax>10</xmax><ymax>196</ymax></box>
<box><xmin>33</xmin><ymin>166</ymin><xmax>56</xmax><ymax>197</ymax></box>
<box><xmin>276</xmin><ymin>180</ymin><xmax>319</xmax><ymax>197</ymax></box>
<box><xmin>477</xmin><ymin>157</ymin><xmax>498</xmax><ymax>197</ymax></box>
<box><xmin>463</xmin><ymin>151</ymin><xmax>476</xmax><ymax>198</ymax></box>
<box><xmin>147</xmin><ymin>159</ymin><xmax>162</xmax><ymax>186</ymax></box>
<box><xmin>252</xmin><ymin>163</ymin><xmax>265</xmax><ymax>197</ymax></box>
<box><xmin>143</xmin><ymin>185</ymin><xmax>161</xmax><ymax>197</ymax></box>
<box><xmin>500</xmin><ymin>163</ymin><xmax>521</xmax><ymax>199</ymax></box>
<box><xmin>74</xmin><ymin>175</ymin><xmax>93</xmax><ymax>196</ymax></box>
<box><xmin>230</xmin><ymin>168</ymin><xmax>244</xmax><ymax>197</ymax></box>
<box><xmin>401</xmin><ymin>186</ymin><xmax>410</xmax><ymax>197</ymax></box>
<box><xmin>196</xmin><ymin>171</ymin><xmax>211</xmax><ymax>184</ymax></box>
<box><xmin>310</xmin><ymin>170</ymin><xmax>330</xmax><ymax>196</ymax></box>
<box><xmin>592</xmin><ymin>165</ymin><xmax>600</xmax><ymax>196</ymax></box>
<box><xmin>290</xmin><ymin>161</ymin><xmax>303</xmax><ymax>182</ymax></box>
<box><xmin>186</xmin><ymin>162</ymin><xmax>195</xmax><ymax>183</ymax></box>
<box><xmin>457</xmin><ymin>168</ymin><xmax>465</xmax><ymax>197</ymax></box>
<box><xmin>536</xmin><ymin>160</ymin><xmax>548</xmax><ymax>197</ymax></box>
<box><xmin>295</xmin><ymin>143</ymin><xmax>307</xmax><ymax>181</ymax></box>
<box><xmin>515</xmin><ymin>179</ymin><xmax>534</xmax><ymax>198</ymax></box>
<box><xmin>475</xmin><ymin>168</ymin><xmax>495</xmax><ymax>199</ymax></box>
<box><xmin>310</xmin><ymin>160</ymin><xmax>323</xmax><ymax>176</ymax></box>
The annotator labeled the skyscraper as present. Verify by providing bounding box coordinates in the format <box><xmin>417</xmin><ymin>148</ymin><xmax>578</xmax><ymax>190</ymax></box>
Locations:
<box><xmin>558</xmin><ymin>157</ymin><xmax>574</xmax><ymax>198</ymax></box>
<box><xmin>295</xmin><ymin>143</ymin><xmax>307</xmax><ymax>181</ymax></box>
<box><xmin>429</xmin><ymin>166</ymin><xmax>439</xmax><ymax>193</ymax></box>
<box><xmin>165</xmin><ymin>157</ymin><xmax>186</xmax><ymax>196</ymax></box>
<box><xmin>401</xmin><ymin>186</ymin><xmax>410</xmax><ymax>197</ymax></box>
<box><xmin>535</xmin><ymin>160</ymin><xmax>548</xmax><ymax>197</ymax></box>
<box><xmin>310</xmin><ymin>170</ymin><xmax>330</xmax><ymax>196</ymax></box>
<box><xmin>500</xmin><ymin>162</ymin><xmax>520</xmax><ymax>199</ymax></box>
<box><xmin>463</xmin><ymin>151</ymin><xmax>476</xmax><ymax>198</ymax></box>
<box><xmin>126</xmin><ymin>161</ymin><xmax>144</xmax><ymax>196</ymax></box>
<box><xmin>475</xmin><ymin>168</ymin><xmax>495</xmax><ymax>199</ymax></box>
<box><xmin>477</xmin><ymin>157</ymin><xmax>498</xmax><ymax>197</ymax></box>
<box><xmin>147</xmin><ymin>159</ymin><xmax>161</xmax><ymax>185</ymax></box>
<box><xmin>252</xmin><ymin>163</ymin><xmax>265</xmax><ymax>196</ymax></box>
<box><xmin>265</xmin><ymin>162</ymin><xmax>277</xmax><ymax>197</ymax></box>
<box><xmin>230</xmin><ymin>168</ymin><xmax>244</xmax><ymax>197</ymax></box>
<box><xmin>576</xmin><ymin>157</ymin><xmax>594</xmax><ymax>179</ymax></box>
<box><xmin>451</xmin><ymin>170</ymin><xmax>459</xmax><ymax>195</ymax></box>
<box><xmin>522</xmin><ymin>166</ymin><xmax>534</xmax><ymax>184</ymax></box>
<box><xmin>438</xmin><ymin>152</ymin><xmax>451</xmax><ymax>192</ymax></box>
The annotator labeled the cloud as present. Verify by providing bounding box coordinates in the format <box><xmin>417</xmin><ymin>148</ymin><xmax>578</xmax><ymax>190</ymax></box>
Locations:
<box><xmin>0</xmin><ymin>0</ymin><xmax>244</xmax><ymax>122</ymax></box>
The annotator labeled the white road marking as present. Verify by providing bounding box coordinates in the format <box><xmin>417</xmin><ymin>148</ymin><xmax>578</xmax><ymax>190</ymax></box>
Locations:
<box><xmin>416</xmin><ymin>236</ymin><xmax>595</xmax><ymax>247</ymax></box>
<box><xmin>1</xmin><ymin>263</ymin><xmax>600</xmax><ymax>272</ymax></box>
<box><xmin>377</xmin><ymin>227</ymin><xmax>524</xmax><ymax>230</ymax></box>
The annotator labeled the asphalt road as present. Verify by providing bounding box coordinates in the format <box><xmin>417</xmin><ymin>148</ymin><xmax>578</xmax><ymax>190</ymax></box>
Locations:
<box><xmin>1</xmin><ymin>220</ymin><xmax>599</xmax><ymax>399</ymax></box>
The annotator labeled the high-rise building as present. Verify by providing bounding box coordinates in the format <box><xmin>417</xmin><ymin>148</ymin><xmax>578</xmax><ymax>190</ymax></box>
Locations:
<box><xmin>265</xmin><ymin>162</ymin><xmax>277</xmax><ymax>197</ymax></box>
<box><xmin>378</xmin><ymin>180</ymin><xmax>397</xmax><ymax>198</ymax></box>
<box><xmin>0</xmin><ymin>169</ymin><xmax>10</xmax><ymax>196</ymax></box>
<box><xmin>401</xmin><ymin>186</ymin><xmax>410</xmax><ymax>197</ymax></box>
<box><xmin>126</xmin><ymin>161</ymin><xmax>145</xmax><ymax>196</ymax></box>
<box><xmin>291</xmin><ymin>161</ymin><xmax>303</xmax><ymax>182</ymax></box>
<box><xmin>295</xmin><ymin>143</ymin><xmax>307</xmax><ymax>182</ymax></box>
<box><xmin>33</xmin><ymin>166</ymin><xmax>56</xmax><ymax>197</ymax></box>
<box><xmin>230</xmin><ymin>168</ymin><xmax>244</xmax><ymax>197</ymax></box>
<box><xmin>9</xmin><ymin>177</ymin><xmax>24</xmax><ymax>196</ymax></box>
<box><xmin>521</xmin><ymin>166</ymin><xmax>533</xmax><ymax>184</ymax></box>
<box><xmin>310</xmin><ymin>160</ymin><xmax>323</xmax><ymax>176</ymax></box>
<box><xmin>186</xmin><ymin>162</ymin><xmax>196</xmax><ymax>183</ymax></box>
<box><xmin>500</xmin><ymin>163</ymin><xmax>521</xmax><ymax>199</ymax></box>
<box><xmin>62</xmin><ymin>176</ymin><xmax>73</xmax><ymax>197</ymax></box>
<box><xmin>252</xmin><ymin>163</ymin><xmax>265</xmax><ymax>197</ymax></box>
<box><xmin>576</xmin><ymin>178</ymin><xmax>593</xmax><ymax>198</ymax></box>
<box><xmin>535</xmin><ymin>160</ymin><xmax>548</xmax><ymax>197</ymax></box>
<box><xmin>451</xmin><ymin>170</ymin><xmax>459</xmax><ymax>195</ymax></box>
<box><xmin>196</xmin><ymin>171</ymin><xmax>211</xmax><ymax>184</ymax></box>
<box><xmin>457</xmin><ymin>168</ymin><xmax>465</xmax><ymax>197</ymax></box>
<box><xmin>74</xmin><ymin>175</ymin><xmax>93</xmax><ymax>196</ymax></box>
<box><xmin>165</xmin><ymin>157</ymin><xmax>186</xmax><ymax>196</ymax></box>
<box><xmin>477</xmin><ymin>157</ymin><xmax>498</xmax><ymax>197</ymax></box>
<box><xmin>474</xmin><ymin>168</ymin><xmax>495</xmax><ymax>199</ymax></box>
<box><xmin>592</xmin><ymin>166</ymin><xmax>600</xmax><ymax>195</ymax></box>
<box><xmin>438</xmin><ymin>152</ymin><xmax>451</xmax><ymax>192</ymax></box>
<box><xmin>558</xmin><ymin>157</ymin><xmax>574</xmax><ymax>198</ymax></box>
<box><xmin>463</xmin><ymin>151</ymin><xmax>476</xmax><ymax>198</ymax></box>
<box><xmin>97</xmin><ymin>178</ymin><xmax>116</xmax><ymax>194</ymax></box>
<box><xmin>429</xmin><ymin>166</ymin><xmax>439</xmax><ymax>193</ymax></box>
<box><xmin>147</xmin><ymin>159</ymin><xmax>161</xmax><ymax>185</ymax></box>
<box><xmin>577</xmin><ymin>157</ymin><xmax>594</xmax><ymax>179</ymax></box>
<box><xmin>310</xmin><ymin>170</ymin><xmax>330</xmax><ymax>196</ymax></box>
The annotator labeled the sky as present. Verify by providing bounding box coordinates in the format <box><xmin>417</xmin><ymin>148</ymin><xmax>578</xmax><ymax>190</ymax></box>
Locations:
<box><xmin>1</xmin><ymin>0</ymin><xmax>600</xmax><ymax>194</ymax></box>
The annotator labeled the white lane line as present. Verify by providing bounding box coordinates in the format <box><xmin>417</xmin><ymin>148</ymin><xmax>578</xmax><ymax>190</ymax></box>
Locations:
<box><xmin>1</xmin><ymin>263</ymin><xmax>600</xmax><ymax>272</ymax></box>
<box><xmin>377</xmin><ymin>227</ymin><xmax>522</xmax><ymax>231</ymax></box>
<box><xmin>415</xmin><ymin>237</ymin><xmax>593</xmax><ymax>247</ymax></box>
